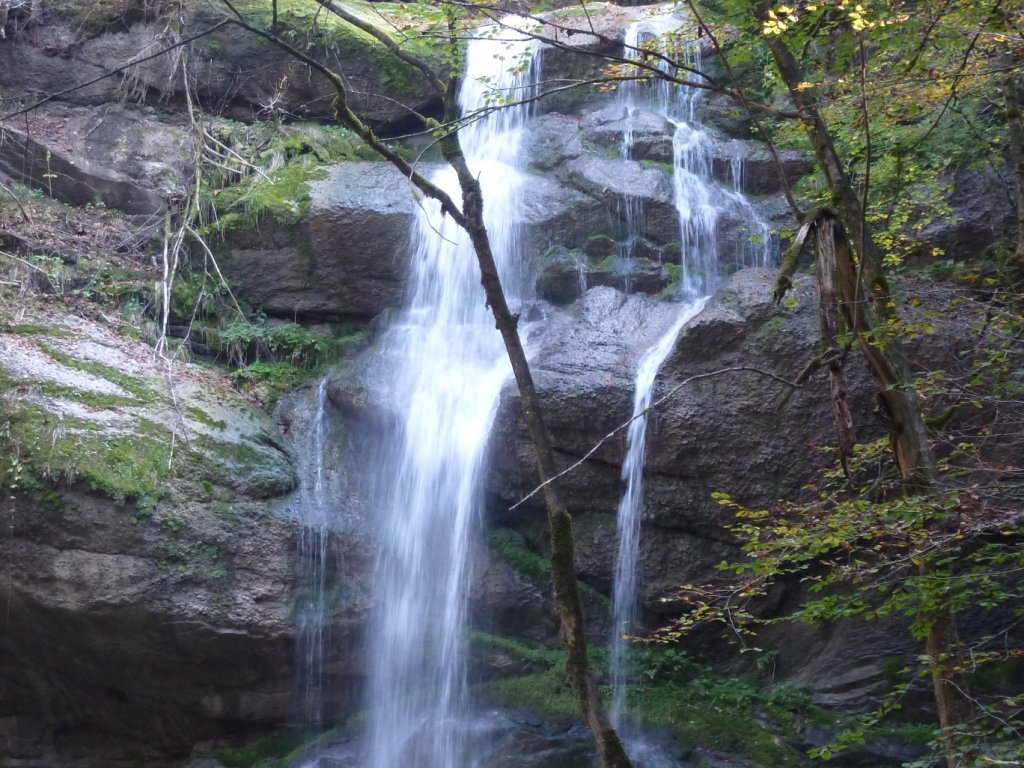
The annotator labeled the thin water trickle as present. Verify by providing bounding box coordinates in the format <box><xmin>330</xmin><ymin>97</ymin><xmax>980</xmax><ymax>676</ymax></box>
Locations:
<box><xmin>294</xmin><ymin>379</ymin><xmax>333</xmax><ymax>727</ymax></box>
<box><xmin>609</xmin><ymin>14</ymin><xmax>773</xmax><ymax>743</ymax></box>
<box><xmin>362</xmin><ymin>20</ymin><xmax>541</xmax><ymax>768</ymax></box>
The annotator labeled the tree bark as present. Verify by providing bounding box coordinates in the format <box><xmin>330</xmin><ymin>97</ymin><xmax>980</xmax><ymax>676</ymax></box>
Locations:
<box><xmin>761</xmin><ymin>26</ymin><xmax>934</xmax><ymax>491</ymax></box>
<box><xmin>777</xmin><ymin>209</ymin><xmax>972</xmax><ymax>768</ymax></box>
<box><xmin>437</xmin><ymin>78</ymin><xmax>633</xmax><ymax>768</ymax></box>
<box><xmin>1000</xmin><ymin>46</ymin><xmax>1024</xmax><ymax>269</ymax></box>
<box><xmin>813</xmin><ymin>216</ymin><xmax>856</xmax><ymax>469</ymax></box>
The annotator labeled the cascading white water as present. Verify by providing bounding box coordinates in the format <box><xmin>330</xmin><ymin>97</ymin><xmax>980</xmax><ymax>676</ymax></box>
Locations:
<box><xmin>363</xmin><ymin>22</ymin><xmax>541</xmax><ymax>768</ymax></box>
<box><xmin>609</xmin><ymin>15</ymin><xmax>772</xmax><ymax>738</ymax></box>
<box><xmin>294</xmin><ymin>379</ymin><xmax>333</xmax><ymax>727</ymax></box>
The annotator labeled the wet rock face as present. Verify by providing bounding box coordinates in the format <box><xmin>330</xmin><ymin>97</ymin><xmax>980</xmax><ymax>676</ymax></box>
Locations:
<box><xmin>484</xmin><ymin>267</ymin><xmax>989</xmax><ymax>706</ymax></box>
<box><xmin>215</xmin><ymin>162</ymin><xmax>422</xmax><ymax>321</ymax></box>
<box><xmin>216</xmin><ymin>162</ymin><xmax>609</xmax><ymax>321</ymax></box>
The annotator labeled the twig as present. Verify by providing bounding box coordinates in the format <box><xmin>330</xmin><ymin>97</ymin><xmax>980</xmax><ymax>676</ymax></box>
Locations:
<box><xmin>509</xmin><ymin>366</ymin><xmax>799</xmax><ymax>511</ymax></box>
<box><xmin>0</xmin><ymin>179</ymin><xmax>30</xmax><ymax>223</ymax></box>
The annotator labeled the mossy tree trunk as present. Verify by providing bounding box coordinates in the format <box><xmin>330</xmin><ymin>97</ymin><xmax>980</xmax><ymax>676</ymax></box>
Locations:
<box><xmin>1001</xmin><ymin>46</ymin><xmax>1024</xmax><ymax>269</ymax></box>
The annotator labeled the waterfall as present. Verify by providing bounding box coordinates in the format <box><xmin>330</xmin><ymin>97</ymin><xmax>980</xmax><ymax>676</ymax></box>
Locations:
<box><xmin>609</xmin><ymin>15</ymin><xmax>772</xmax><ymax>739</ymax></box>
<box><xmin>362</xmin><ymin>21</ymin><xmax>541</xmax><ymax>768</ymax></box>
<box><xmin>294</xmin><ymin>379</ymin><xmax>333</xmax><ymax>727</ymax></box>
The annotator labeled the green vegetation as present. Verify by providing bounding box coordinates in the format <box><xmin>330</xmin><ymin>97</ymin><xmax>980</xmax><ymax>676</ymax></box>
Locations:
<box><xmin>488</xmin><ymin>527</ymin><xmax>610</xmax><ymax>611</ymax></box>
<box><xmin>229</xmin><ymin>0</ymin><xmax>433</xmax><ymax>91</ymax></box>
<box><xmin>0</xmin><ymin>323</ymin><xmax>69</xmax><ymax>337</ymax></box>
<box><xmin>201</xmin><ymin>121</ymin><xmax>377</xmax><ymax>232</ymax></box>
<box><xmin>37</xmin><ymin>343</ymin><xmax>161</xmax><ymax>404</ymax></box>
<box><xmin>214</xmin><ymin>728</ymin><xmax>318</xmax><ymax>768</ymax></box>
<box><xmin>0</xmin><ymin>398</ymin><xmax>171</xmax><ymax>504</ymax></box>
<box><xmin>474</xmin><ymin>634</ymin><xmax>851</xmax><ymax>766</ymax></box>
<box><xmin>186</xmin><ymin>406</ymin><xmax>227</xmax><ymax>430</ymax></box>
<box><xmin>488</xmin><ymin>527</ymin><xmax>551</xmax><ymax>584</ymax></box>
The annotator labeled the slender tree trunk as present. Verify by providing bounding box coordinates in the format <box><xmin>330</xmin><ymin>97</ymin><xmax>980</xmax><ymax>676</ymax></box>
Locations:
<box><xmin>764</xmin><ymin>34</ymin><xmax>934</xmax><ymax>490</ymax></box>
<box><xmin>437</xmin><ymin>82</ymin><xmax>633</xmax><ymax>768</ymax></box>
<box><xmin>1000</xmin><ymin>47</ymin><xmax>1024</xmax><ymax>268</ymax></box>
<box><xmin>778</xmin><ymin>210</ymin><xmax>972</xmax><ymax>768</ymax></box>
<box><xmin>812</xmin><ymin>216</ymin><xmax>856</xmax><ymax>469</ymax></box>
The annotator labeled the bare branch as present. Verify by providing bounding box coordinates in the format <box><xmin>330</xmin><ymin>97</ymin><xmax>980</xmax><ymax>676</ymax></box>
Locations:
<box><xmin>219</xmin><ymin>3</ymin><xmax>468</xmax><ymax>229</ymax></box>
<box><xmin>0</xmin><ymin>179</ymin><xmax>30</xmax><ymax>224</ymax></box>
<box><xmin>311</xmin><ymin>0</ymin><xmax>446</xmax><ymax>97</ymax></box>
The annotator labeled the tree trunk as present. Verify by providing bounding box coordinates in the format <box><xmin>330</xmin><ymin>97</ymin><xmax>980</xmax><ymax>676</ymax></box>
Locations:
<box><xmin>763</xmin><ymin>34</ymin><xmax>934</xmax><ymax>491</ymax></box>
<box><xmin>756</xmin><ymin>6</ymin><xmax>973</xmax><ymax>754</ymax></box>
<box><xmin>778</xmin><ymin>210</ymin><xmax>972</xmax><ymax>768</ymax></box>
<box><xmin>921</xmin><ymin>559</ymin><xmax>974</xmax><ymax>768</ymax></box>
<box><xmin>437</xmin><ymin>84</ymin><xmax>633</xmax><ymax>768</ymax></box>
<box><xmin>813</xmin><ymin>216</ymin><xmax>856</xmax><ymax>468</ymax></box>
<box><xmin>1000</xmin><ymin>46</ymin><xmax>1024</xmax><ymax>269</ymax></box>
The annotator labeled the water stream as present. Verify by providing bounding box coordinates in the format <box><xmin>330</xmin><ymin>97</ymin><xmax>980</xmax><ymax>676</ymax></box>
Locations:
<box><xmin>361</xmin><ymin>22</ymin><xmax>541</xmax><ymax>768</ymax></box>
<box><xmin>609</xmin><ymin>15</ymin><xmax>772</xmax><ymax>743</ymax></box>
<box><xmin>294</xmin><ymin>379</ymin><xmax>334</xmax><ymax>727</ymax></box>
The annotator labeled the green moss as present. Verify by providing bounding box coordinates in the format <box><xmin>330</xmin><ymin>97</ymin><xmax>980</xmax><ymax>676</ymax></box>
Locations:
<box><xmin>639</xmin><ymin>158</ymin><xmax>674</xmax><ymax>174</ymax></box>
<box><xmin>0</xmin><ymin>401</ymin><xmax>172</xmax><ymax>503</ymax></box>
<box><xmin>230</xmin><ymin>361</ymin><xmax>314</xmax><ymax>403</ymax></box>
<box><xmin>473</xmin><ymin>633</ymin><xmax>580</xmax><ymax>721</ymax></box>
<box><xmin>489</xmin><ymin>528</ymin><xmax>551</xmax><ymax>583</ymax></box>
<box><xmin>489</xmin><ymin>526</ymin><xmax>611</xmax><ymax>612</ymax></box>
<box><xmin>186</xmin><ymin>406</ymin><xmax>227</xmax><ymax>430</ymax></box>
<box><xmin>37</xmin><ymin>343</ymin><xmax>161</xmax><ymax>404</ymax></box>
<box><xmin>0</xmin><ymin>323</ymin><xmax>69</xmax><ymax>337</ymax></box>
<box><xmin>201</xmin><ymin>121</ymin><xmax>379</xmax><ymax>235</ymax></box>
<box><xmin>212</xmin><ymin>161</ymin><xmax>329</xmax><ymax>230</ymax></box>
<box><xmin>663</xmin><ymin>261</ymin><xmax>683</xmax><ymax>294</ymax></box>
<box><xmin>482</xmin><ymin>669</ymin><xmax>581</xmax><ymax>720</ymax></box>
<box><xmin>470</xmin><ymin>630</ymin><xmax>563</xmax><ymax>666</ymax></box>
<box><xmin>214</xmin><ymin>728</ymin><xmax>316</xmax><ymax>768</ymax></box>
<box><xmin>227</xmin><ymin>0</ymin><xmax>432</xmax><ymax>94</ymax></box>
<box><xmin>26</xmin><ymin>380</ymin><xmax>141</xmax><ymax>410</ymax></box>
<box><xmin>477</xmin><ymin>640</ymin><xmax>826</xmax><ymax>767</ymax></box>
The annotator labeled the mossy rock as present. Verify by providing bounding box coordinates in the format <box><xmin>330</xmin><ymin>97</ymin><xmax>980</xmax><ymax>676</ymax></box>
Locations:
<box><xmin>0</xmin><ymin>311</ymin><xmax>299</xmax><ymax>507</ymax></box>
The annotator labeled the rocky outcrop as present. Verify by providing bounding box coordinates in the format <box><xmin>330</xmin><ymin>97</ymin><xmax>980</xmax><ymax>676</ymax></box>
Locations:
<box><xmin>0</xmin><ymin>102</ymin><xmax>192</xmax><ymax>214</ymax></box>
<box><xmin>0</xmin><ymin>0</ymin><xmax>437</xmax><ymax>129</ymax></box>
<box><xmin>916</xmin><ymin>167</ymin><xmax>1017</xmax><ymax>262</ymax></box>
<box><xmin>215</xmin><ymin>162</ymin><xmax>607</xmax><ymax>321</ymax></box>
<box><xmin>485</xmin><ymin>268</ymin><xmax>984</xmax><ymax>701</ymax></box>
<box><xmin>0</xmin><ymin>309</ymin><xmax>321</xmax><ymax>761</ymax></box>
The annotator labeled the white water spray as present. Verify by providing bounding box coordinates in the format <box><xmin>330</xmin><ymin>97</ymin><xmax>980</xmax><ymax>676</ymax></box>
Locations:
<box><xmin>363</xmin><ymin>22</ymin><xmax>541</xmax><ymax>768</ymax></box>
